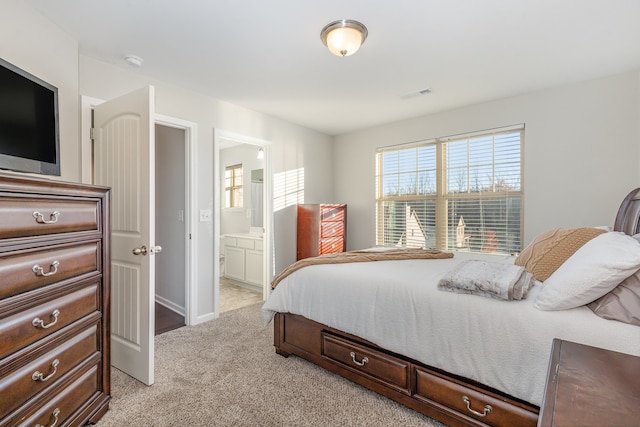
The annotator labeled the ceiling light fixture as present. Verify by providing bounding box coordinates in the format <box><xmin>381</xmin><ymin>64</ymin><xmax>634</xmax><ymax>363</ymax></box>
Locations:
<box><xmin>320</xmin><ymin>19</ymin><xmax>368</xmax><ymax>57</ymax></box>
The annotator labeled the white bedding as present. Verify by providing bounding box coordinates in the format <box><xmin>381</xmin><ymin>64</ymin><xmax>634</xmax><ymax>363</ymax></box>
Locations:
<box><xmin>262</xmin><ymin>251</ymin><xmax>640</xmax><ymax>406</ymax></box>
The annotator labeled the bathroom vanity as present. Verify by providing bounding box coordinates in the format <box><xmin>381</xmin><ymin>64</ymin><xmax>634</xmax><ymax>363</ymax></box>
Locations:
<box><xmin>222</xmin><ymin>233</ymin><xmax>263</xmax><ymax>289</ymax></box>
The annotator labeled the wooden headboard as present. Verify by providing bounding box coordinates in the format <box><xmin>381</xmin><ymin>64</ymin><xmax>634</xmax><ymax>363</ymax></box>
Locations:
<box><xmin>614</xmin><ymin>188</ymin><xmax>640</xmax><ymax>235</ymax></box>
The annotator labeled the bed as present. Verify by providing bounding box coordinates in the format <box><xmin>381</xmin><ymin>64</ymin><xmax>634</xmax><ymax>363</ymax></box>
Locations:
<box><xmin>262</xmin><ymin>189</ymin><xmax>640</xmax><ymax>427</ymax></box>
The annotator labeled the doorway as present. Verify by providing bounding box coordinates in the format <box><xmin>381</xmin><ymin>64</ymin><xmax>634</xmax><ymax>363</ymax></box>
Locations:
<box><xmin>154</xmin><ymin>123</ymin><xmax>187</xmax><ymax>334</ymax></box>
<box><xmin>84</xmin><ymin>98</ymin><xmax>197</xmax><ymax>328</ymax></box>
<box><xmin>214</xmin><ymin>129</ymin><xmax>273</xmax><ymax>315</ymax></box>
<box><xmin>83</xmin><ymin>93</ymin><xmax>197</xmax><ymax>384</ymax></box>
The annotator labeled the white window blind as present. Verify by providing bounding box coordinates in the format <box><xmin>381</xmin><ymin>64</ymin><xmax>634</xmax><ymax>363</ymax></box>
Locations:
<box><xmin>376</xmin><ymin>127</ymin><xmax>523</xmax><ymax>255</ymax></box>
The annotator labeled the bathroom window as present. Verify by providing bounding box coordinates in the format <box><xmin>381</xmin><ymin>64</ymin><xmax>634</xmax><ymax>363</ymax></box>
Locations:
<box><xmin>225</xmin><ymin>164</ymin><xmax>243</xmax><ymax>208</ymax></box>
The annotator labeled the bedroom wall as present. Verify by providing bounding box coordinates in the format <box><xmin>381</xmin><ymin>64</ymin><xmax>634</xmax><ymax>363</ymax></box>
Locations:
<box><xmin>0</xmin><ymin>1</ymin><xmax>81</xmax><ymax>182</ymax></box>
<box><xmin>79</xmin><ymin>55</ymin><xmax>333</xmax><ymax>321</ymax></box>
<box><xmin>333</xmin><ymin>71</ymin><xmax>640</xmax><ymax>251</ymax></box>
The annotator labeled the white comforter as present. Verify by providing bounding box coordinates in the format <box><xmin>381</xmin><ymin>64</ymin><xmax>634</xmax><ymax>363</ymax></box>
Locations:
<box><xmin>262</xmin><ymin>252</ymin><xmax>640</xmax><ymax>406</ymax></box>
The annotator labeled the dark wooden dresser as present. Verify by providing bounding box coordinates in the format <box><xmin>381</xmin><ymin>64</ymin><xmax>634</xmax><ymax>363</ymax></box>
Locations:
<box><xmin>538</xmin><ymin>338</ymin><xmax>640</xmax><ymax>427</ymax></box>
<box><xmin>0</xmin><ymin>173</ymin><xmax>111</xmax><ymax>426</ymax></box>
<box><xmin>297</xmin><ymin>204</ymin><xmax>347</xmax><ymax>260</ymax></box>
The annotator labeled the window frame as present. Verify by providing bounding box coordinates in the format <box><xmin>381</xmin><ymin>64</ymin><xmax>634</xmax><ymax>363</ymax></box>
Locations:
<box><xmin>376</xmin><ymin>126</ymin><xmax>524</xmax><ymax>255</ymax></box>
<box><xmin>225</xmin><ymin>163</ymin><xmax>244</xmax><ymax>209</ymax></box>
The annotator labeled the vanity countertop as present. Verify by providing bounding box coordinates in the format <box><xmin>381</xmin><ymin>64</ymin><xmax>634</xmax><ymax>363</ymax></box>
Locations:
<box><xmin>223</xmin><ymin>233</ymin><xmax>263</xmax><ymax>239</ymax></box>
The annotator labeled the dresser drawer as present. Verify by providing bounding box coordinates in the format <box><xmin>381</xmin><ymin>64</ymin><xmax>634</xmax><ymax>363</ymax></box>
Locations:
<box><xmin>322</xmin><ymin>333</ymin><xmax>411</xmax><ymax>394</ymax></box>
<box><xmin>320</xmin><ymin>205</ymin><xmax>345</xmax><ymax>222</ymax></box>
<box><xmin>319</xmin><ymin>238</ymin><xmax>344</xmax><ymax>254</ymax></box>
<box><xmin>0</xmin><ymin>241</ymin><xmax>100</xmax><ymax>299</ymax></box>
<box><xmin>321</xmin><ymin>221</ymin><xmax>345</xmax><ymax>238</ymax></box>
<box><xmin>414</xmin><ymin>367</ymin><xmax>538</xmax><ymax>427</ymax></box>
<box><xmin>8</xmin><ymin>364</ymin><xmax>99</xmax><ymax>427</ymax></box>
<box><xmin>0</xmin><ymin>283</ymin><xmax>100</xmax><ymax>360</ymax></box>
<box><xmin>0</xmin><ymin>197</ymin><xmax>99</xmax><ymax>240</ymax></box>
<box><xmin>0</xmin><ymin>324</ymin><xmax>99</xmax><ymax>419</ymax></box>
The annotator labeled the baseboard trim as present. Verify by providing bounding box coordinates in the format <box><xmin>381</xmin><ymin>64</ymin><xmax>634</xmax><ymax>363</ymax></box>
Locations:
<box><xmin>155</xmin><ymin>295</ymin><xmax>185</xmax><ymax>316</ymax></box>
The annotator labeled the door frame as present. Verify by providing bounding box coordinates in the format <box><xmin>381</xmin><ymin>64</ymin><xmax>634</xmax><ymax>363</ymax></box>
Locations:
<box><xmin>156</xmin><ymin>114</ymin><xmax>197</xmax><ymax>325</ymax></box>
<box><xmin>214</xmin><ymin>129</ymin><xmax>273</xmax><ymax>310</ymax></box>
<box><xmin>81</xmin><ymin>96</ymin><xmax>197</xmax><ymax>325</ymax></box>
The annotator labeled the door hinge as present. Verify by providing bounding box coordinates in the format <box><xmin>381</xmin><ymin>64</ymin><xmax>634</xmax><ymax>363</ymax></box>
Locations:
<box><xmin>90</xmin><ymin>127</ymin><xmax>95</xmax><ymax>141</ymax></box>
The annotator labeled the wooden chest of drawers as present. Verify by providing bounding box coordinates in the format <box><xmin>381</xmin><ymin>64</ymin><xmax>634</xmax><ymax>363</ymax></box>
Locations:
<box><xmin>297</xmin><ymin>204</ymin><xmax>347</xmax><ymax>260</ymax></box>
<box><xmin>0</xmin><ymin>173</ymin><xmax>111</xmax><ymax>427</ymax></box>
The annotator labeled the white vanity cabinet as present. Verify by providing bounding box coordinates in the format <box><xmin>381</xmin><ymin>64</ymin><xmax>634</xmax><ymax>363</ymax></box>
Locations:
<box><xmin>223</xmin><ymin>234</ymin><xmax>263</xmax><ymax>287</ymax></box>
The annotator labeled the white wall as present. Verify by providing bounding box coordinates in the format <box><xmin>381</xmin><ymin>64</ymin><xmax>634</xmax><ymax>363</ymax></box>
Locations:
<box><xmin>0</xmin><ymin>1</ymin><xmax>81</xmax><ymax>182</ymax></box>
<box><xmin>334</xmin><ymin>71</ymin><xmax>640</xmax><ymax>251</ymax></box>
<box><xmin>79</xmin><ymin>56</ymin><xmax>333</xmax><ymax>321</ymax></box>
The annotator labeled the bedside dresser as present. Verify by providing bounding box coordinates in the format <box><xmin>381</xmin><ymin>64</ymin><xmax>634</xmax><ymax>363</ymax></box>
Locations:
<box><xmin>538</xmin><ymin>338</ymin><xmax>640</xmax><ymax>427</ymax></box>
<box><xmin>0</xmin><ymin>173</ymin><xmax>111</xmax><ymax>426</ymax></box>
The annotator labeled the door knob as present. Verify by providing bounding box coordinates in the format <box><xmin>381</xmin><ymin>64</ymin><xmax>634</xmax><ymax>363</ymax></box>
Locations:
<box><xmin>132</xmin><ymin>245</ymin><xmax>148</xmax><ymax>256</ymax></box>
<box><xmin>150</xmin><ymin>245</ymin><xmax>162</xmax><ymax>254</ymax></box>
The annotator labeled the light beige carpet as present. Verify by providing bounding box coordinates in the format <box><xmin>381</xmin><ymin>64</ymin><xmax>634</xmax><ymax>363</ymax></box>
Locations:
<box><xmin>96</xmin><ymin>303</ymin><xmax>445</xmax><ymax>426</ymax></box>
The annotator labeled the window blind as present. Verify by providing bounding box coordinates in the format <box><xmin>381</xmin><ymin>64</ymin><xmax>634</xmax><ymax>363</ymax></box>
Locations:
<box><xmin>376</xmin><ymin>127</ymin><xmax>523</xmax><ymax>255</ymax></box>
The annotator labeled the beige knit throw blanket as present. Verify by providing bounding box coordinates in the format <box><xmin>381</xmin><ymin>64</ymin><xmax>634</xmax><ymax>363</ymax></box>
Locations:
<box><xmin>271</xmin><ymin>248</ymin><xmax>453</xmax><ymax>288</ymax></box>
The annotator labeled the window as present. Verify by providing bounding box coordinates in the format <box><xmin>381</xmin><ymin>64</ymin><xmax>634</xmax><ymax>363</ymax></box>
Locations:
<box><xmin>376</xmin><ymin>127</ymin><xmax>523</xmax><ymax>255</ymax></box>
<box><xmin>225</xmin><ymin>164</ymin><xmax>243</xmax><ymax>208</ymax></box>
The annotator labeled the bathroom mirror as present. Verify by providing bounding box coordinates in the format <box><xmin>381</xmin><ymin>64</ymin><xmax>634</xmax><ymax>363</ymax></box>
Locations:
<box><xmin>251</xmin><ymin>169</ymin><xmax>263</xmax><ymax>228</ymax></box>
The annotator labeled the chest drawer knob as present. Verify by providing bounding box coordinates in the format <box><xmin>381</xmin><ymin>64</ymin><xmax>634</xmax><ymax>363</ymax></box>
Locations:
<box><xmin>32</xmin><ymin>359</ymin><xmax>60</xmax><ymax>382</ymax></box>
<box><xmin>462</xmin><ymin>395</ymin><xmax>493</xmax><ymax>417</ymax></box>
<box><xmin>32</xmin><ymin>309</ymin><xmax>61</xmax><ymax>329</ymax></box>
<box><xmin>32</xmin><ymin>260</ymin><xmax>60</xmax><ymax>277</ymax></box>
<box><xmin>35</xmin><ymin>407</ymin><xmax>60</xmax><ymax>427</ymax></box>
<box><xmin>32</xmin><ymin>210</ymin><xmax>61</xmax><ymax>224</ymax></box>
<box><xmin>350</xmin><ymin>351</ymin><xmax>369</xmax><ymax>367</ymax></box>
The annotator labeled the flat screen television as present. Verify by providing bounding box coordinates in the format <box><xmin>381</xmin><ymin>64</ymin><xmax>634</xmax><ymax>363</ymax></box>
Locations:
<box><xmin>0</xmin><ymin>57</ymin><xmax>60</xmax><ymax>176</ymax></box>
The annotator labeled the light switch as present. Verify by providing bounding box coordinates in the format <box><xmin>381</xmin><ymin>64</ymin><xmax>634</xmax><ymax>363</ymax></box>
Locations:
<box><xmin>199</xmin><ymin>209</ymin><xmax>212</xmax><ymax>222</ymax></box>
<box><xmin>178</xmin><ymin>210</ymin><xmax>184</xmax><ymax>222</ymax></box>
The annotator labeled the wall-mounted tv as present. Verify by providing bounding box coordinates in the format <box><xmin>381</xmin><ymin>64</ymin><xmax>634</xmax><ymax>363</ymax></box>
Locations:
<box><xmin>0</xmin><ymin>57</ymin><xmax>60</xmax><ymax>176</ymax></box>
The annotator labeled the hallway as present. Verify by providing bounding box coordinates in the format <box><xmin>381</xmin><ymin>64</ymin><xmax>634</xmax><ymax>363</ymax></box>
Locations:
<box><xmin>155</xmin><ymin>279</ymin><xmax>263</xmax><ymax>335</ymax></box>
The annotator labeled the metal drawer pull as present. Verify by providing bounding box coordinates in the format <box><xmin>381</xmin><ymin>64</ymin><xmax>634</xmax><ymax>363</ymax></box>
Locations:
<box><xmin>32</xmin><ymin>359</ymin><xmax>60</xmax><ymax>382</ymax></box>
<box><xmin>33</xmin><ymin>260</ymin><xmax>60</xmax><ymax>277</ymax></box>
<box><xmin>32</xmin><ymin>309</ymin><xmax>61</xmax><ymax>329</ymax></box>
<box><xmin>33</xmin><ymin>210</ymin><xmax>60</xmax><ymax>224</ymax></box>
<box><xmin>35</xmin><ymin>408</ymin><xmax>60</xmax><ymax>427</ymax></box>
<box><xmin>462</xmin><ymin>396</ymin><xmax>493</xmax><ymax>417</ymax></box>
<box><xmin>349</xmin><ymin>351</ymin><xmax>369</xmax><ymax>367</ymax></box>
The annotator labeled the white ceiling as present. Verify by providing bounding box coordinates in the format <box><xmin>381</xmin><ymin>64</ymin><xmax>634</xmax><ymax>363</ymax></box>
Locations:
<box><xmin>26</xmin><ymin>0</ymin><xmax>640</xmax><ymax>136</ymax></box>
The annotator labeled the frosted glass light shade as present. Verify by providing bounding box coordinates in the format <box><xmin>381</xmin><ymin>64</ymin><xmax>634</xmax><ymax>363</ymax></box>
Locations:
<box><xmin>321</xmin><ymin>20</ymin><xmax>368</xmax><ymax>57</ymax></box>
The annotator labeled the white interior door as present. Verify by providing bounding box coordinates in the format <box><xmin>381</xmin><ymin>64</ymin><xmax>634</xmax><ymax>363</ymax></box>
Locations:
<box><xmin>93</xmin><ymin>86</ymin><xmax>156</xmax><ymax>385</ymax></box>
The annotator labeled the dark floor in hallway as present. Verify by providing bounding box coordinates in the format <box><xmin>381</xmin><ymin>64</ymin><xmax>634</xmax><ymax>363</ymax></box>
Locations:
<box><xmin>155</xmin><ymin>280</ymin><xmax>263</xmax><ymax>335</ymax></box>
<box><xmin>155</xmin><ymin>303</ymin><xmax>185</xmax><ymax>335</ymax></box>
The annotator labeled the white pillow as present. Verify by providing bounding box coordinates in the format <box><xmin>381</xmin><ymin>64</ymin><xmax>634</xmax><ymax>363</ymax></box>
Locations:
<box><xmin>534</xmin><ymin>232</ymin><xmax>640</xmax><ymax>311</ymax></box>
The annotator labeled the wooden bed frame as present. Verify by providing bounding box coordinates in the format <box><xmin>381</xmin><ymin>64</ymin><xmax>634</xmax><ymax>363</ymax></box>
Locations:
<box><xmin>272</xmin><ymin>188</ymin><xmax>640</xmax><ymax>427</ymax></box>
<box><xmin>274</xmin><ymin>312</ymin><xmax>538</xmax><ymax>427</ymax></box>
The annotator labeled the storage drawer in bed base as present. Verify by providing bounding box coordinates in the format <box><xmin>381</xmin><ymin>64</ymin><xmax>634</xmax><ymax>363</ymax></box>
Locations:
<box><xmin>273</xmin><ymin>312</ymin><xmax>538</xmax><ymax>427</ymax></box>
